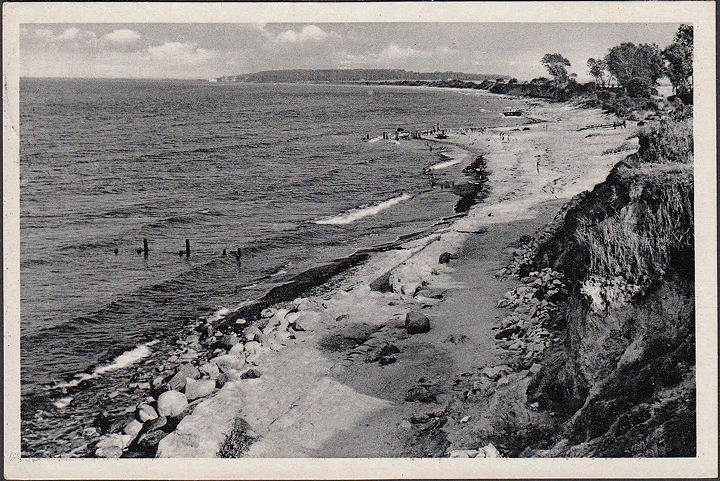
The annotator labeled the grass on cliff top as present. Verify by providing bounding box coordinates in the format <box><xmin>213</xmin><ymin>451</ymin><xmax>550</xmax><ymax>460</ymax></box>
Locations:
<box><xmin>574</xmin><ymin>116</ymin><xmax>693</xmax><ymax>284</ymax></box>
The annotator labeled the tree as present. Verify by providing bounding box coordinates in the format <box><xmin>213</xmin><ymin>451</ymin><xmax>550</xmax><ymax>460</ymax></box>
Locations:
<box><xmin>541</xmin><ymin>53</ymin><xmax>571</xmax><ymax>85</ymax></box>
<box><xmin>587</xmin><ymin>58</ymin><xmax>610</xmax><ymax>87</ymax></box>
<box><xmin>604</xmin><ymin>42</ymin><xmax>664</xmax><ymax>96</ymax></box>
<box><xmin>663</xmin><ymin>24</ymin><xmax>693</xmax><ymax>95</ymax></box>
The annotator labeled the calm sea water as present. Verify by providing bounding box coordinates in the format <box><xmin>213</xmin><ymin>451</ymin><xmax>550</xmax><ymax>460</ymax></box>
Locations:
<box><xmin>19</xmin><ymin>78</ymin><xmax>524</xmax><ymax>456</ymax></box>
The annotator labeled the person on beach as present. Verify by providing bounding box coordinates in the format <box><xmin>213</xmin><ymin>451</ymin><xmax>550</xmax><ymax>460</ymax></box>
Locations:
<box><xmin>536</xmin><ymin>160</ymin><xmax>540</xmax><ymax>174</ymax></box>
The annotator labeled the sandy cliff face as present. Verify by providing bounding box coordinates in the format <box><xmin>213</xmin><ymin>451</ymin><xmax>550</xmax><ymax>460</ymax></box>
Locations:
<box><xmin>522</xmin><ymin>130</ymin><xmax>695</xmax><ymax>457</ymax></box>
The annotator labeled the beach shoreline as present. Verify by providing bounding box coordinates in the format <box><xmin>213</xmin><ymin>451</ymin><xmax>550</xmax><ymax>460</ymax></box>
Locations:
<box><xmin>132</xmin><ymin>97</ymin><xmax>638</xmax><ymax>458</ymax></box>
<box><xmin>26</xmin><ymin>90</ymin><xmax>639</xmax><ymax>458</ymax></box>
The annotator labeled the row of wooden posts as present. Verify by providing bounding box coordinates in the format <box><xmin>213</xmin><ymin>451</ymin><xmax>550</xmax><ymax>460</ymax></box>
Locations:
<box><xmin>117</xmin><ymin>238</ymin><xmax>242</xmax><ymax>259</ymax></box>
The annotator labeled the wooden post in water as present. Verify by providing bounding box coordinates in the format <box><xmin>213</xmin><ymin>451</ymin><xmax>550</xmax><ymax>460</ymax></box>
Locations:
<box><xmin>143</xmin><ymin>238</ymin><xmax>149</xmax><ymax>258</ymax></box>
<box><xmin>185</xmin><ymin>239</ymin><xmax>191</xmax><ymax>258</ymax></box>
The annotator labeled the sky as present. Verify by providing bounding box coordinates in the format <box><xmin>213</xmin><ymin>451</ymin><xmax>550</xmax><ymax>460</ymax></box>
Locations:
<box><xmin>19</xmin><ymin>23</ymin><xmax>682</xmax><ymax>80</ymax></box>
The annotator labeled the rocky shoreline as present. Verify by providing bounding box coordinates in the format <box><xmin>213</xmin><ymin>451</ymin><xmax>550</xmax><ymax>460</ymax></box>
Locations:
<box><xmin>82</xmin><ymin>98</ymin><xmax>646</xmax><ymax>459</ymax></box>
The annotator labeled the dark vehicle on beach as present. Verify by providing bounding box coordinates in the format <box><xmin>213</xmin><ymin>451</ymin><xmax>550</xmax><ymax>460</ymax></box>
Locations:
<box><xmin>503</xmin><ymin>107</ymin><xmax>523</xmax><ymax>117</ymax></box>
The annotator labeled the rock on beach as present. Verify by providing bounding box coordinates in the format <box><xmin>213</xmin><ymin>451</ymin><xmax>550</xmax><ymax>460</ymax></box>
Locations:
<box><xmin>405</xmin><ymin>311</ymin><xmax>431</xmax><ymax>334</ymax></box>
<box><xmin>156</xmin><ymin>390</ymin><xmax>188</xmax><ymax>418</ymax></box>
<box><xmin>167</xmin><ymin>363</ymin><xmax>201</xmax><ymax>391</ymax></box>
<box><xmin>184</xmin><ymin>378</ymin><xmax>216</xmax><ymax>401</ymax></box>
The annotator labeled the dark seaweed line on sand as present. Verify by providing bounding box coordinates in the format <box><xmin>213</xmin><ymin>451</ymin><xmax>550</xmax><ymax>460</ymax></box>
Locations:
<box><xmin>219</xmin><ymin>155</ymin><xmax>491</xmax><ymax>329</ymax></box>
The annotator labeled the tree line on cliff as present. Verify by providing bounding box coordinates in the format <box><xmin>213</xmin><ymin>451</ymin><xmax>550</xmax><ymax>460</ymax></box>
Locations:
<box><xmin>376</xmin><ymin>25</ymin><xmax>693</xmax><ymax>120</ymax></box>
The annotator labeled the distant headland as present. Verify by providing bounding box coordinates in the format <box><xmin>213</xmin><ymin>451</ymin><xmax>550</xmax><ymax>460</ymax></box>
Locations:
<box><xmin>211</xmin><ymin>69</ymin><xmax>511</xmax><ymax>83</ymax></box>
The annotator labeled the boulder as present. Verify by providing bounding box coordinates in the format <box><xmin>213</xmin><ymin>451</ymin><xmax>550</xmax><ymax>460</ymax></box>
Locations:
<box><xmin>240</xmin><ymin>368</ymin><xmax>261</xmax><ymax>379</ymax></box>
<box><xmin>220</xmin><ymin>333</ymin><xmax>239</xmax><ymax>349</ymax></box>
<box><xmin>94</xmin><ymin>434</ymin><xmax>125</xmax><ymax>458</ymax></box>
<box><xmin>293</xmin><ymin>310</ymin><xmax>322</xmax><ymax>331</ymax></box>
<box><xmin>476</xmin><ymin>443</ymin><xmax>501</xmax><ymax>458</ymax></box>
<box><xmin>415</xmin><ymin>288</ymin><xmax>444</xmax><ymax>300</ymax></box>
<box><xmin>405</xmin><ymin>311</ymin><xmax>431</xmax><ymax>334</ymax></box>
<box><xmin>167</xmin><ymin>363</ymin><xmax>201</xmax><ymax>391</ymax></box>
<box><xmin>137</xmin><ymin>403</ymin><xmax>159</xmax><ymax>423</ymax></box>
<box><xmin>296</xmin><ymin>298</ymin><xmax>320</xmax><ymax>311</ymax></box>
<box><xmin>243</xmin><ymin>341</ymin><xmax>263</xmax><ymax>356</ymax></box>
<box><xmin>379</xmin><ymin>344</ymin><xmax>400</xmax><ymax>357</ymax></box>
<box><xmin>142</xmin><ymin>415</ymin><xmax>167</xmax><ymax>433</ymax></box>
<box><xmin>123</xmin><ymin>419</ymin><xmax>143</xmax><ymax>439</ymax></box>
<box><xmin>449</xmin><ymin>449</ymin><xmax>478</xmax><ymax>458</ymax></box>
<box><xmin>438</xmin><ymin>252</ymin><xmax>452</xmax><ymax>264</ymax></box>
<box><xmin>260</xmin><ymin>307</ymin><xmax>276</xmax><ymax>318</ymax></box>
<box><xmin>134</xmin><ymin>429</ymin><xmax>168</xmax><ymax>454</ymax></box>
<box><xmin>242</xmin><ymin>325</ymin><xmax>263</xmax><ymax>342</ymax></box>
<box><xmin>228</xmin><ymin>343</ymin><xmax>245</xmax><ymax>358</ymax></box>
<box><xmin>405</xmin><ymin>386</ymin><xmax>436</xmax><ymax>403</ymax></box>
<box><xmin>215</xmin><ymin>372</ymin><xmax>230</xmax><ymax>388</ymax></box>
<box><xmin>495</xmin><ymin>325</ymin><xmax>523</xmax><ymax>340</ymax></box>
<box><xmin>156</xmin><ymin>390</ymin><xmax>188</xmax><ymax>418</ymax></box>
<box><xmin>212</xmin><ymin>354</ymin><xmax>245</xmax><ymax>373</ymax></box>
<box><xmin>284</xmin><ymin>311</ymin><xmax>300</xmax><ymax>325</ymax></box>
<box><xmin>481</xmin><ymin>364</ymin><xmax>513</xmax><ymax>381</ymax></box>
<box><xmin>199</xmin><ymin>362</ymin><xmax>220</xmax><ymax>380</ymax></box>
<box><xmin>184</xmin><ymin>378</ymin><xmax>216</xmax><ymax>401</ymax></box>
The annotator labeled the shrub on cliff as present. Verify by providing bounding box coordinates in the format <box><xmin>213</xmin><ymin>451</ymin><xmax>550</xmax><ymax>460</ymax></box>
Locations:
<box><xmin>637</xmin><ymin>117</ymin><xmax>693</xmax><ymax>164</ymax></box>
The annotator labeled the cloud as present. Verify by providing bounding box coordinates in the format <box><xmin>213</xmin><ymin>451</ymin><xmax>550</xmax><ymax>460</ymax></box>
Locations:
<box><xmin>33</xmin><ymin>27</ymin><xmax>95</xmax><ymax>43</ymax></box>
<box><xmin>55</xmin><ymin>27</ymin><xmax>80</xmax><ymax>41</ymax></box>
<box><xmin>147</xmin><ymin>42</ymin><xmax>219</xmax><ymax>65</ymax></box>
<box><xmin>341</xmin><ymin>43</ymin><xmax>436</xmax><ymax>67</ymax></box>
<box><xmin>377</xmin><ymin>44</ymin><xmax>431</xmax><ymax>62</ymax></box>
<box><xmin>102</xmin><ymin>29</ymin><xmax>141</xmax><ymax>43</ymax></box>
<box><xmin>276</xmin><ymin>25</ymin><xmax>329</xmax><ymax>43</ymax></box>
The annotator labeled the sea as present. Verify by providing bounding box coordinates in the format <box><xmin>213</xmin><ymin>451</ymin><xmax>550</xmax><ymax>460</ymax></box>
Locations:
<box><xmin>18</xmin><ymin>78</ymin><xmax>526</xmax><ymax>456</ymax></box>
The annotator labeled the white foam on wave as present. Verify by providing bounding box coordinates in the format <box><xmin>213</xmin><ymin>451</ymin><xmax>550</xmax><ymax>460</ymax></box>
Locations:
<box><xmin>207</xmin><ymin>307</ymin><xmax>230</xmax><ymax>323</ymax></box>
<box><xmin>428</xmin><ymin>158</ymin><xmax>461</xmax><ymax>170</ymax></box>
<box><xmin>53</xmin><ymin>396</ymin><xmax>73</xmax><ymax>409</ymax></box>
<box><xmin>52</xmin><ymin>340</ymin><xmax>158</xmax><ymax>390</ymax></box>
<box><xmin>315</xmin><ymin>193</ymin><xmax>413</xmax><ymax>226</ymax></box>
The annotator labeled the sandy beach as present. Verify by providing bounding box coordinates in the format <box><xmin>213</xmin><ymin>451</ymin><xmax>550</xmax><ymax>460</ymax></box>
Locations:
<box><xmin>149</xmin><ymin>98</ymin><xmax>639</xmax><ymax>458</ymax></box>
